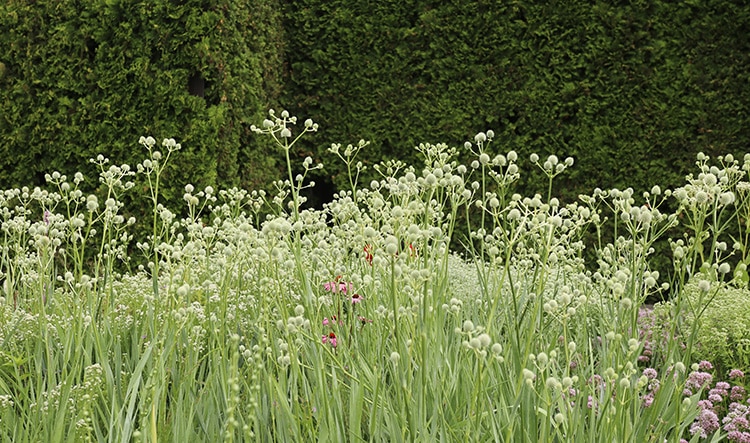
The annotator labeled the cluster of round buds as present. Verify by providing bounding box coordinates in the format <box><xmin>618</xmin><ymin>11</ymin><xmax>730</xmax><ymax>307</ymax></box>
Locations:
<box><xmin>455</xmin><ymin>320</ymin><xmax>503</xmax><ymax>361</ymax></box>
<box><xmin>529</xmin><ymin>154</ymin><xmax>575</xmax><ymax>177</ymax></box>
<box><xmin>250</xmin><ymin>110</ymin><xmax>319</xmax><ymax>142</ymax></box>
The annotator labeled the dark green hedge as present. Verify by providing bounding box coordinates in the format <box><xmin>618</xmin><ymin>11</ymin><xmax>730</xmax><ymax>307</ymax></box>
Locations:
<box><xmin>0</xmin><ymin>0</ymin><xmax>285</xmax><ymax>204</ymax></box>
<box><xmin>281</xmin><ymin>0</ymin><xmax>750</xmax><ymax>201</ymax></box>
<box><xmin>2</xmin><ymin>0</ymin><xmax>749</xmax><ymax>209</ymax></box>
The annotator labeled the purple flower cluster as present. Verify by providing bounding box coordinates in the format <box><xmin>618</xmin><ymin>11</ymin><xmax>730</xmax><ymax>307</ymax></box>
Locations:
<box><xmin>690</xmin><ymin>407</ymin><xmax>720</xmax><ymax>438</ymax></box>
<box><xmin>641</xmin><ymin>368</ymin><xmax>661</xmax><ymax>408</ymax></box>
<box><xmin>685</xmin><ymin>371</ymin><xmax>714</xmax><ymax>396</ymax></box>
<box><xmin>684</xmin><ymin>366</ymin><xmax>750</xmax><ymax>441</ymax></box>
<box><xmin>723</xmin><ymin>403</ymin><xmax>750</xmax><ymax>442</ymax></box>
<box><xmin>637</xmin><ymin>306</ymin><xmax>750</xmax><ymax>441</ymax></box>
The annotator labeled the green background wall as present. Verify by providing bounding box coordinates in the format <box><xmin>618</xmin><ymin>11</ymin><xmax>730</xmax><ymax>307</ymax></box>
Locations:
<box><xmin>1</xmin><ymin>0</ymin><xmax>749</xmax><ymax>208</ymax></box>
<box><xmin>280</xmin><ymin>0</ymin><xmax>750</xmax><ymax>201</ymax></box>
<box><xmin>0</xmin><ymin>0</ymin><xmax>285</xmax><ymax>209</ymax></box>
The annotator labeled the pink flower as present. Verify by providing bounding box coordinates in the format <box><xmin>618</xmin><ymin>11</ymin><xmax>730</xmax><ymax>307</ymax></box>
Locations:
<box><xmin>321</xmin><ymin>332</ymin><xmax>337</xmax><ymax>348</ymax></box>
<box><xmin>690</xmin><ymin>409</ymin><xmax>720</xmax><ymax>437</ymax></box>
<box><xmin>698</xmin><ymin>360</ymin><xmax>714</xmax><ymax>371</ymax></box>
<box><xmin>351</xmin><ymin>293</ymin><xmax>363</xmax><ymax>304</ymax></box>
<box><xmin>323</xmin><ymin>280</ymin><xmax>352</xmax><ymax>293</ymax></box>
<box><xmin>732</xmin><ymin>386</ymin><xmax>747</xmax><ymax>402</ymax></box>
<box><xmin>643</xmin><ymin>392</ymin><xmax>655</xmax><ymax>407</ymax></box>
<box><xmin>730</xmin><ymin>370</ymin><xmax>746</xmax><ymax>380</ymax></box>
<box><xmin>686</xmin><ymin>371</ymin><xmax>714</xmax><ymax>392</ymax></box>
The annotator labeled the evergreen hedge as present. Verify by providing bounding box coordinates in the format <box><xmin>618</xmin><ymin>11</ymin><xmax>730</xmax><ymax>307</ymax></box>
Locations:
<box><xmin>281</xmin><ymin>0</ymin><xmax>750</xmax><ymax>201</ymax></box>
<box><xmin>0</xmin><ymin>0</ymin><xmax>285</xmax><ymax>208</ymax></box>
<box><xmin>2</xmin><ymin>0</ymin><xmax>749</xmax><ymax>211</ymax></box>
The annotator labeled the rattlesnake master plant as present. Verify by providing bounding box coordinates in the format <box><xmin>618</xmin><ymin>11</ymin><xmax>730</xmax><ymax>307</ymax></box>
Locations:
<box><xmin>1</xmin><ymin>111</ymin><xmax>749</xmax><ymax>441</ymax></box>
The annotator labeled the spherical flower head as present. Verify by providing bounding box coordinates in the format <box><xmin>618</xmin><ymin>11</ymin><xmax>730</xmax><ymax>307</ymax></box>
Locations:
<box><xmin>474</xmin><ymin>132</ymin><xmax>487</xmax><ymax>143</ymax></box>
<box><xmin>698</xmin><ymin>280</ymin><xmax>711</xmax><ymax>293</ymax></box>
<box><xmin>546</xmin><ymin>377</ymin><xmax>561</xmax><ymax>391</ymax></box>
<box><xmin>491</xmin><ymin>343</ymin><xmax>503</xmax><ymax>355</ymax></box>
<box><xmin>522</xmin><ymin>368</ymin><xmax>536</xmax><ymax>382</ymax></box>
<box><xmin>730</xmin><ymin>369</ymin><xmax>745</xmax><ymax>379</ymax></box>
<box><xmin>536</xmin><ymin>352</ymin><xmax>549</xmax><ymax>367</ymax></box>
<box><xmin>477</xmin><ymin>333</ymin><xmax>491</xmax><ymax>348</ymax></box>
<box><xmin>719</xmin><ymin>191</ymin><xmax>736</xmax><ymax>206</ymax></box>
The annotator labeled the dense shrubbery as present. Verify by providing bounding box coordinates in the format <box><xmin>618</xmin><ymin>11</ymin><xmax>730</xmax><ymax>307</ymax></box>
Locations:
<box><xmin>0</xmin><ymin>0</ymin><xmax>285</xmax><ymax>209</ymax></box>
<box><xmin>653</xmin><ymin>276</ymin><xmax>750</xmax><ymax>377</ymax></box>
<box><xmin>3</xmin><ymin>0</ymin><xmax>749</xmax><ymax>210</ymax></box>
<box><xmin>281</xmin><ymin>0</ymin><xmax>750</xmax><ymax>202</ymax></box>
